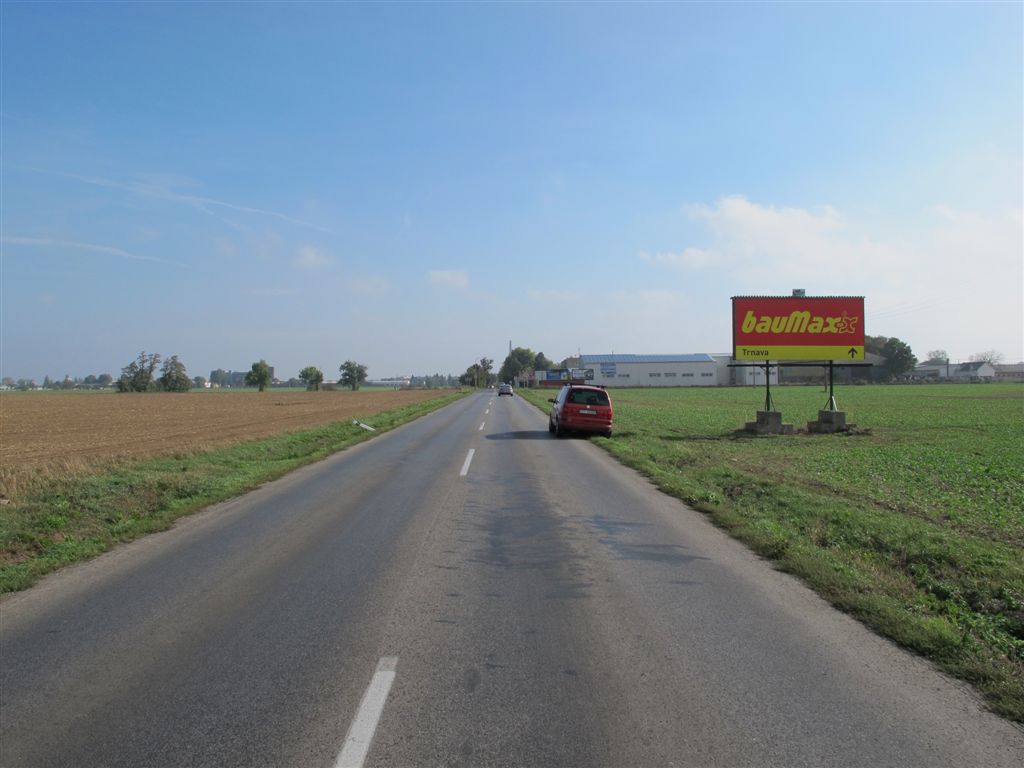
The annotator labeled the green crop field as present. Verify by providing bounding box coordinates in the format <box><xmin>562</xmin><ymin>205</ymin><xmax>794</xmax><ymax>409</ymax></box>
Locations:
<box><xmin>520</xmin><ymin>383</ymin><xmax>1024</xmax><ymax>721</ymax></box>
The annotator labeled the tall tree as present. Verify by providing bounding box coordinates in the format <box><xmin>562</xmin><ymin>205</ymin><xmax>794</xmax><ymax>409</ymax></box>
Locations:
<box><xmin>159</xmin><ymin>355</ymin><xmax>191</xmax><ymax>392</ymax></box>
<box><xmin>880</xmin><ymin>337</ymin><xmax>917</xmax><ymax>378</ymax></box>
<box><xmin>118</xmin><ymin>351</ymin><xmax>161</xmax><ymax>392</ymax></box>
<box><xmin>925</xmin><ymin>349</ymin><xmax>949</xmax><ymax>364</ymax></box>
<box><xmin>339</xmin><ymin>360</ymin><xmax>368</xmax><ymax>391</ymax></box>
<box><xmin>245</xmin><ymin>360</ymin><xmax>272</xmax><ymax>392</ymax></box>
<box><xmin>460</xmin><ymin>362</ymin><xmax>483</xmax><ymax>387</ymax></box>
<box><xmin>534</xmin><ymin>352</ymin><xmax>552</xmax><ymax>371</ymax></box>
<box><xmin>478</xmin><ymin>357</ymin><xmax>494</xmax><ymax>388</ymax></box>
<box><xmin>864</xmin><ymin>335</ymin><xmax>888</xmax><ymax>357</ymax></box>
<box><xmin>97</xmin><ymin>373</ymin><xmax>113</xmax><ymax>387</ymax></box>
<box><xmin>498</xmin><ymin>347</ymin><xmax>536</xmax><ymax>383</ymax></box>
<box><xmin>299</xmin><ymin>366</ymin><xmax>324</xmax><ymax>391</ymax></box>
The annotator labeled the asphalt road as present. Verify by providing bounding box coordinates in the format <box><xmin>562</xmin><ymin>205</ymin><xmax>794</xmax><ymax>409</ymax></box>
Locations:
<box><xmin>2</xmin><ymin>391</ymin><xmax>1022</xmax><ymax>767</ymax></box>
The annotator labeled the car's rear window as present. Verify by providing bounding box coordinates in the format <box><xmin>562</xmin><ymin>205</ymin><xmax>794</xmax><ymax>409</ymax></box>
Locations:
<box><xmin>568</xmin><ymin>389</ymin><xmax>609</xmax><ymax>406</ymax></box>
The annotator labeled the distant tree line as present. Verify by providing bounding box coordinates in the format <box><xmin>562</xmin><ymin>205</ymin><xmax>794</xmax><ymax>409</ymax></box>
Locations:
<box><xmin>7</xmin><ymin>341</ymin><xmax>1006</xmax><ymax>394</ymax></box>
<box><xmin>456</xmin><ymin>348</ymin><xmax>554</xmax><ymax>388</ymax></box>
<box><xmin>409</xmin><ymin>373</ymin><xmax>461</xmax><ymax>388</ymax></box>
<box><xmin>1</xmin><ymin>374</ymin><xmax>116</xmax><ymax>391</ymax></box>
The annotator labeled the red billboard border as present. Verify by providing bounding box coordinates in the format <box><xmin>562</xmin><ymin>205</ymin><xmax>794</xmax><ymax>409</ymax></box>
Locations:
<box><xmin>733</xmin><ymin>296</ymin><xmax>868</xmax><ymax>364</ymax></box>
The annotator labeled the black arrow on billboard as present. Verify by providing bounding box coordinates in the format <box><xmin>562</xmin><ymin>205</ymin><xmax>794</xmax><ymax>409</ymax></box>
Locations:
<box><xmin>848</xmin><ymin>347</ymin><xmax>858</xmax><ymax>358</ymax></box>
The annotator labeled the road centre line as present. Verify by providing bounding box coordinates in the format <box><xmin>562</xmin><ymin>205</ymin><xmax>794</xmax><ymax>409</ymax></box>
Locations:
<box><xmin>460</xmin><ymin>449</ymin><xmax>475</xmax><ymax>477</ymax></box>
<box><xmin>479</xmin><ymin>422</ymin><xmax>485</xmax><ymax>431</ymax></box>
<box><xmin>334</xmin><ymin>656</ymin><xmax>398</xmax><ymax>768</ymax></box>
<box><xmin>485</xmin><ymin>409</ymin><xmax>490</xmax><ymax>415</ymax></box>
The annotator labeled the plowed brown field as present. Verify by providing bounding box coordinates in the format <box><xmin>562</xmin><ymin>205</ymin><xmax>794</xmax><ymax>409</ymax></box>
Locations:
<box><xmin>0</xmin><ymin>389</ymin><xmax>451</xmax><ymax>471</ymax></box>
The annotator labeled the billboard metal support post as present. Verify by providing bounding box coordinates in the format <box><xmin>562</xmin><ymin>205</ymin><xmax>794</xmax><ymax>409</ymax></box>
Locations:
<box><xmin>825</xmin><ymin>360</ymin><xmax>838</xmax><ymax>411</ymax></box>
<box><xmin>763</xmin><ymin>362</ymin><xmax>776</xmax><ymax>411</ymax></box>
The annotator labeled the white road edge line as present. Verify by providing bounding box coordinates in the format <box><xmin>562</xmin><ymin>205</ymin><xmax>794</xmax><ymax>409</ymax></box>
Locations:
<box><xmin>479</xmin><ymin>422</ymin><xmax>485</xmax><ymax>431</ymax></box>
<box><xmin>460</xmin><ymin>448</ymin><xmax>475</xmax><ymax>477</ymax></box>
<box><xmin>334</xmin><ymin>656</ymin><xmax>399</xmax><ymax>768</ymax></box>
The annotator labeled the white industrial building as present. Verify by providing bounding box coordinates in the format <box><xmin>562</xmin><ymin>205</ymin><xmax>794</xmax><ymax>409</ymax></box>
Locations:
<box><xmin>533</xmin><ymin>354</ymin><xmax>780</xmax><ymax>388</ymax></box>
<box><xmin>558</xmin><ymin>354</ymin><xmax>778</xmax><ymax>387</ymax></box>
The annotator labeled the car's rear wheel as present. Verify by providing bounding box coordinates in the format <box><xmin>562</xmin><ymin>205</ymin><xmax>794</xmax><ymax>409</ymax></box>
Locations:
<box><xmin>548</xmin><ymin>418</ymin><xmax>556</xmax><ymax>433</ymax></box>
<box><xmin>555</xmin><ymin>420</ymin><xmax>566</xmax><ymax>438</ymax></box>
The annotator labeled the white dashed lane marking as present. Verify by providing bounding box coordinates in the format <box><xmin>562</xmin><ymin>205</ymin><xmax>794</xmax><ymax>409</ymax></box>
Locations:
<box><xmin>334</xmin><ymin>657</ymin><xmax>398</xmax><ymax>768</ymax></box>
<box><xmin>459</xmin><ymin>449</ymin><xmax>475</xmax><ymax>477</ymax></box>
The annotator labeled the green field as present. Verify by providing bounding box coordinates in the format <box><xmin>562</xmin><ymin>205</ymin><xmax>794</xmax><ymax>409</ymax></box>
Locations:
<box><xmin>520</xmin><ymin>383</ymin><xmax>1024</xmax><ymax>721</ymax></box>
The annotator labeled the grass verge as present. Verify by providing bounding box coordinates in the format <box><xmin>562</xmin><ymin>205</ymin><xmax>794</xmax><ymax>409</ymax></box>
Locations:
<box><xmin>520</xmin><ymin>384</ymin><xmax>1024</xmax><ymax>722</ymax></box>
<box><xmin>0</xmin><ymin>390</ymin><xmax>467</xmax><ymax>594</ymax></box>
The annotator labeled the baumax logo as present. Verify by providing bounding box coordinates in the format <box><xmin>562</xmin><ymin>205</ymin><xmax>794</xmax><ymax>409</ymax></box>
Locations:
<box><xmin>741</xmin><ymin>309</ymin><xmax>859</xmax><ymax>335</ymax></box>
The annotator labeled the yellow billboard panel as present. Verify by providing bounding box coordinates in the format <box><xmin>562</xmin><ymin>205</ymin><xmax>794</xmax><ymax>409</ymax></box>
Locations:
<box><xmin>734</xmin><ymin>345</ymin><xmax>865</xmax><ymax>361</ymax></box>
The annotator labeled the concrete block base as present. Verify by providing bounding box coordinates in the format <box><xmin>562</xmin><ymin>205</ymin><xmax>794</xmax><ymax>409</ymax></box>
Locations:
<box><xmin>745</xmin><ymin>410</ymin><xmax>795</xmax><ymax>435</ymax></box>
<box><xmin>808</xmin><ymin>410</ymin><xmax>848</xmax><ymax>433</ymax></box>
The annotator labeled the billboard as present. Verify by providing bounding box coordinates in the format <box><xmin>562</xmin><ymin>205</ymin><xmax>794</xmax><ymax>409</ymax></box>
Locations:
<box><xmin>544</xmin><ymin>368</ymin><xmax>594</xmax><ymax>382</ymax></box>
<box><xmin>545</xmin><ymin>369</ymin><xmax>571</xmax><ymax>381</ymax></box>
<box><xmin>732</xmin><ymin>296</ymin><xmax>865</xmax><ymax>361</ymax></box>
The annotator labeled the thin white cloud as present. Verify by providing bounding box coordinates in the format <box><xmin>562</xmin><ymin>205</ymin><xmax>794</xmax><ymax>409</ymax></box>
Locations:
<box><xmin>1</xmin><ymin>236</ymin><xmax>182</xmax><ymax>265</ymax></box>
<box><xmin>681</xmin><ymin>195</ymin><xmax>884</xmax><ymax>286</ymax></box>
<box><xmin>670</xmin><ymin>195</ymin><xmax>1023</xmax><ymax>360</ymax></box>
<box><xmin>429</xmin><ymin>269</ymin><xmax>470</xmax><ymax>289</ymax></box>
<box><xmin>294</xmin><ymin>245</ymin><xmax>331</xmax><ymax>270</ymax></box>
<box><xmin>40</xmin><ymin>169</ymin><xmax>332</xmax><ymax>233</ymax></box>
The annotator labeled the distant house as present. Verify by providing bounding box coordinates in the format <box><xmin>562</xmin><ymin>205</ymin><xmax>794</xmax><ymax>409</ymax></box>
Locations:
<box><xmin>951</xmin><ymin>361</ymin><xmax>996</xmax><ymax>380</ymax></box>
<box><xmin>913</xmin><ymin>362</ymin><xmax>951</xmax><ymax>380</ymax></box>
<box><xmin>994</xmin><ymin>363</ymin><xmax>1024</xmax><ymax>382</ymax></box>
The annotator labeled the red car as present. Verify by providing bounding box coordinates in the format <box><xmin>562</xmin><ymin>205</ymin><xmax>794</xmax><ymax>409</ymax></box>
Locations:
<box><xmin>548</xmin><ymin>384</ymin><xmax>613</xmax><ymax>438</ymax></box>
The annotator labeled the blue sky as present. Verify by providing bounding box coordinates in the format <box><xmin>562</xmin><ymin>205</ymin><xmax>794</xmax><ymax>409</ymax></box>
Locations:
<box><xmin>2</xmin><ymin>1</ymin><xmax>1021</xmax><ymax>382</ymax></box>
